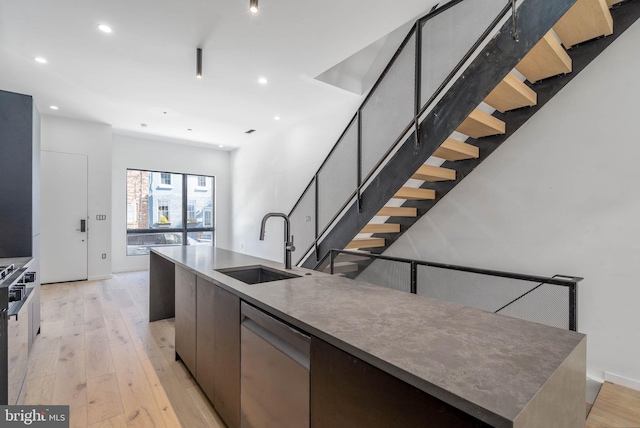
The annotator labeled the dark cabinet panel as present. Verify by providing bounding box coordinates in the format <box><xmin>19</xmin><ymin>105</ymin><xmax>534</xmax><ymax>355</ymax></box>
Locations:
<box><xmin>196</xmin><ymin>276</ymin><xmax>216</xmax><ymax>403</ymax></box>
<box><xmin>175</xmin><ymin>266</ymin><xmax>196</xmax><ymax>375</ymax></box>
<box><xmin>214</xmin><ymin>286</ymin><xmax>240</xmax><ymax>428</ymax></box>
<box><xmin>310</xmin><ymin>337</ymin><xmax>490</xmax><ymax>428</ymax></box>
<box><xmin>149</xmin><ymin>252</ymin><xmax>175</xmax><ymax>322</ymax></box>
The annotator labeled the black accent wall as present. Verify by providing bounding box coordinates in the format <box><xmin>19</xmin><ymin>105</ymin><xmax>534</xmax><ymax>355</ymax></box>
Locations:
<box><xmin>0</xmin><ymin>90</ymin><xmax>34</xmax><ymax>257</ymax></box>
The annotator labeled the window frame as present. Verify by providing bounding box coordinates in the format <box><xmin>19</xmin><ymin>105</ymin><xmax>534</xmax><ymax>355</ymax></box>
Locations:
<box><xmin>126</xmin><ymin>168</ymin><xmax>215</xmax><ymax>256</ymax></box>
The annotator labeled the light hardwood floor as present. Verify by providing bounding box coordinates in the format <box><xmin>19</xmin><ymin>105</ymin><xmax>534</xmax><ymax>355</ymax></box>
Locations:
<box><xmin>587</xmin><ymin>381</ymin><xmax>640</xmax><ymax>428</ymax></box>
<box><xmin>25</xmin><ymin>271</ymin><xmax>225</xmax><ymax>428</ymax></box>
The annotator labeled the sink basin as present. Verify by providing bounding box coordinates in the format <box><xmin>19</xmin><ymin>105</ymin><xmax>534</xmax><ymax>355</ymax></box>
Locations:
<box><xmin>216</xmin><ymin>265</ymin><xmax>301</xmax><ymax>285</ymax></box>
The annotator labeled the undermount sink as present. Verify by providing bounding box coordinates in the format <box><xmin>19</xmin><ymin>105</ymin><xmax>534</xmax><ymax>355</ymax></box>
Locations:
<box><xmin>216</xmin><ymin>265</ymin><xmax>301</xmax><ymax>285</ymax></box>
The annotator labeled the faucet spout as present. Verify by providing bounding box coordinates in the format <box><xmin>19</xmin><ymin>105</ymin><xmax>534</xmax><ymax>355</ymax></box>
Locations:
<box><xmin>259</xmin><ymin>212</ymin><xmax>295</xmax><ymax>269</ymax></box>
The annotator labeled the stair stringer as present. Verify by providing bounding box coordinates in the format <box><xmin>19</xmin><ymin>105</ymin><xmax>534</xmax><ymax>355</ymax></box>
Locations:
<box><xmin>300</xmin><ymin>0</ymin><xmax>576</xmax><ymax>269</ymax></box>
<box><xmin>327</xmin><ymin>0</ymin><xmax>640</xmax><ymax>277</ymax></box>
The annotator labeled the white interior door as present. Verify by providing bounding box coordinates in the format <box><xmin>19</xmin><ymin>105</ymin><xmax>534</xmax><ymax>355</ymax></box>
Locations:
<box><xmin>41</xmin><ymin>151</ymin><xmax>88</xmax><ymax>283</ymax></box>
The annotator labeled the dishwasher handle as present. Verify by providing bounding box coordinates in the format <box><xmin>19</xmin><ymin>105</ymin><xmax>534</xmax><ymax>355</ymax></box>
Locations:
<box><xmin>241</xmin><ymin>302</ymin><xmax>310</xmax><ymax>370</ymax></box>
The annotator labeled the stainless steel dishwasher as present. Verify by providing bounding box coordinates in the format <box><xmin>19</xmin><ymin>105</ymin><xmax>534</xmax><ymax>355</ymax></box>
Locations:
<box><xmin>240</xmin><ymin>302</ymin><xmax>310</xmax><ymax>428</ymax></box>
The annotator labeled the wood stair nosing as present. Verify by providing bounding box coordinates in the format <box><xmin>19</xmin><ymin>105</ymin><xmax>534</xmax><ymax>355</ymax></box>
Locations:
<box><xmin>345</xmin><ymin>238</ymin><xmax>385</xmax><ymax>250</ymax></box>
<box><xmin>516</xmin><ymin>32</ymin><xmax>573</xmax><ymax>83</ymax></box>
<box><xmin>333</xmin><ymin>253</ymin><xmax>371</xmax><ymax>263</ymax></box>
<box><xmin>433</xmin><ymin>138</ymin><xmax>480</xmax><ymax>161</ymax></box>
<box><xmin>554</xmin><ymin>0</ymin><xmax>614</xmax><ymax>48</ymax></box>
<box><xmin>360</xmin><ymin>223</ymin><xmax>401</xmax><ymax>234</ymax></box>
<box><xmin>456</xmin><ymin>108</ymin><xmax>506</xmax><ymax>139</ymax></box>
<box><xmin>393</xmin><ymin>187</ymin><xmax>436</xmax><ymax>201</ymax></box>
<box><xmin>484</xmin><ymin>72</ymin><xmax>538</xmax><ymax>113</ymax></box>
<box><xmin>376</xmin><ymin>207</ymin><xmax>418</xmax><ymax>217</ymax></box>
<box><xmin>411</xmin><ymin>164</ymin><xmax>456</xmax><ymax>182</ymax></box>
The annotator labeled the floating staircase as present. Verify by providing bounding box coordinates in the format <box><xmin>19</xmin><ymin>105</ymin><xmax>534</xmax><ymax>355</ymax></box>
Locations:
<box><xmin>297</xmin><ymin>0</ymin><xmax>640</xmax><ymax>272</ymax></box>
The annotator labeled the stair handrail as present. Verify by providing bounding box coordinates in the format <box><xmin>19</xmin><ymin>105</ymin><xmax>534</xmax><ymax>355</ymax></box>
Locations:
<box><xmin>324</xmin><ymin>249</ymin><xmax>582</xmax><ymax>331</ymax></box>
<box><xmin>288</xmin><ymin>0</ymin><xmax>515</xmax><ymax>266</ymax></box>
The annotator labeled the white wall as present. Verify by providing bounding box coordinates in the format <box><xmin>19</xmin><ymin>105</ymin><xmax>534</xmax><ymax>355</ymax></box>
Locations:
<box><xmin>112</xmin><ymin>134</ymin><xmax>231</xmax><ymax>272</ymax></box>
<box><xmin>371</xmin><ymin>20</ymin><xmax>640</xmax><ymax>383</ymax></box>
<box><xmin>230</xmin><ymin>99</ymin><xmax>361</xmax><ymax>262</ymax></box>
<box><xmin>41</xmin><ymin>115</ymin><xmax>112</xmax><ymax>280</ymax></box>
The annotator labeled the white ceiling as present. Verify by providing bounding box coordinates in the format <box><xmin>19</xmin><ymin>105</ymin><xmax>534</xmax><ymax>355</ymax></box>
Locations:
<box><xmin>0</xmin><ymin>0</ymin><xmax>436</xmax><ymax>150</ymax></box>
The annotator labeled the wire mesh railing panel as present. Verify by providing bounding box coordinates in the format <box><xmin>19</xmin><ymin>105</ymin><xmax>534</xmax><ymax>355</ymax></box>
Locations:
<box><xmin>496</xmin><ymin>284</ymin><xmax>570</xmax><ymax>329</ymax></box>
<box><xmin>290</xmin><ymin>181</ymin><xmax>316</xmax><ymax>265</ymax></box>
<box><xmin>420</xmin><ymin>0</ymin><xmax>508</xmax><ymax>108</ymax></box>
<box><xmin>317</xmin><ymin>120</ymin><xmax>358</xmax><ymax>233</ymax></box>
<box><xmin>416</xmin><ymin>265</ymin><xmax>534</xmax><ymax>312</ymax></box>
<box><xmin>361</xmin><ymin>33</ymin><xmax>416</xmax><ymax>180</ymax></box>
<box><xmin>355</xmin><ymin>258</ymin><xmax>411</xmax><ymax>293</ymax></box>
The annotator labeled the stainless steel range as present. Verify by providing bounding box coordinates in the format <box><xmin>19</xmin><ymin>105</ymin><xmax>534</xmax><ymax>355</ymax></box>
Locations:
<box><xmin>0</xmin><ymin>258</ymin><xmax>35</xmax><ymax>405</ymax></box>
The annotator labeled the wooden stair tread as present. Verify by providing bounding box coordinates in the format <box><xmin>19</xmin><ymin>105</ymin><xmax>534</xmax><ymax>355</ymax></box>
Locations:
<box><xmin>411</xmin><ymin>164</ymin><xmax>456</xmax><ymax>182</ymax></box>
<box><xmin>484</xmin><ymin>72</ymin><xmax>537</xmax><ymax>113</ymax></box>
<box><xmin>393</xmin><ymin>187</ymin><xmax>436</xmax><ymax>201</ymax></box>
<box><xmin>516</xmin><ymin>32</ymin><xmax>572</xmax><ymax>83</ymax></box>
<box><xmin>377</xmin><ymin>207</ymin><xmax>417</xmax><ymax>217</ymax></box>
<box><xmin>360</xmin><ymin>223</ymin><xmax>401</xmax><ymax>234</ymax></box>
<box><xmin>456</xmin><ymin>108</ymin><xmax>506</xmax><ymax>139</ymax></box>
<box><xmin>346</xmin><ymin>238</ymin><xmax>385</xmax><ymax>249</ymax></box>
<box><xmin>433</xmin><ymin>138</ymin><xmax>479</xmax><ymax>161</ymax></box>
<box><xmin>554</xmin><ymin>0</ymin><xmax>613</xmax><ymax>48</ymax></box>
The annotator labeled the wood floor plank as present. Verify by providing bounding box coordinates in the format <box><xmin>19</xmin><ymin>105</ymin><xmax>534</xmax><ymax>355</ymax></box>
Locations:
<box><xmin>110</xmin><ymin>344</ymin><xmax>167</xmax><ymax>428</ymax></box>
<box><xmin>24</xmin><ymin>375</ymin><xmax>55</xmax><ymax>405</ymax></box>
<box><xmin>88</xmin><ymin>414</ymin><xmax>128</xmax><ymax>428</ymax></box>
<box><xmin>86</xmin><ymin>329</ymin><xmax>115</xmax><ymax>380</ymax></box>
<box><xmin>87</xmin><ymin>373</ymin><xmax>124</xmax><ymax>425</ymax></box>
<box><xmin>105</xmin><ymin>317</ymin><xmax>132</xmax><ymax>347</ymax></box>
<box><xmin>70</xmin><ymin>405</ymin><xmax>88</xmax><ymax>428</ymax></box>
<box><xmin>52</xmin><ymin>339</ymin><xmax>87</xmax><ymax>410</ymax></box>
<box><xmin>138</xmin><ymin>356</ymin><xmax>183</xmax><ymax>427</ymax></box>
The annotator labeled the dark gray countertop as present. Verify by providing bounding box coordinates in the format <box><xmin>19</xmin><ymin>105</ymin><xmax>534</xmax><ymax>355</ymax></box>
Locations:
<box><xmin>152</xmin><ymin>246</ymin><xmax>585</xmax><ymax>428</ymax></box>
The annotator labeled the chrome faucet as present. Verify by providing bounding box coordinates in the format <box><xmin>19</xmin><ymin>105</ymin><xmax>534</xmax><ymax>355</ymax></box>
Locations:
<box><xmin>260</xmin><ymin>213</ymin><xmax>295</xmax><ymax>269</ymax></box>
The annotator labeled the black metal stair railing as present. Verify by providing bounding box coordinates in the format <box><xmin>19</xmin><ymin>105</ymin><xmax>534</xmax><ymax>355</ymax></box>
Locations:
<box><xmin>322</xmin><ymin>249</ymin><xmax>582</xmax><ymax>331</ymax></box>
<box><xmin>287</xmin><ymin>0</ymin><xmax>577</xmax><ymax>269</ymax></box>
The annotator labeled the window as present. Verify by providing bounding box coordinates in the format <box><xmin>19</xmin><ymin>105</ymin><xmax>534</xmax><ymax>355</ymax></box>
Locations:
<box><xmin>187</xmin><ymin>201</ymin><xmax>196</xmax><ymax>224</ymax></box>
<box><xmin>158</xmin><ymin>200</ymin><xmax>170</xmax><ymax>224</ymax></box>
<box><xmin>203</xmin><ymin>209</ymin><xmax>213</xmax><ymax>227</ymax></box>
<box><xmin>126</xmin><ymin>169</ymin><xmax>215</xmax><ymax>256</ymax></box>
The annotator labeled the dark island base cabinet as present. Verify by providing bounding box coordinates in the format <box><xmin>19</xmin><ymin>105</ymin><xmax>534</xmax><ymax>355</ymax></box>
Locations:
<box><xmin>310</xmin><ymin>337</ymin><xmax>491</xmax><ymax>428</ymax></box>
<box><xmin>174</xmin><ymin>268</ymin><xmax>241</xmax><ymax>428</ymax></box>
<box><xmin>213</xmin><ymin>285</ymin><xmax>240</xmax><ymax>428</ymax></box>
<box><xmin>175</xmin><ymin>266</ymin><xmax>196</xmax><ymax>375</ymax></box>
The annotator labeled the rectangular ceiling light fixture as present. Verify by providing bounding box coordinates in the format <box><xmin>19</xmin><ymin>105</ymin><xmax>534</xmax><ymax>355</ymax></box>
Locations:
<box><xmin>196</xmin><ymin>48</ymin><xmax>203</xmax><ymax>78</ymax></box>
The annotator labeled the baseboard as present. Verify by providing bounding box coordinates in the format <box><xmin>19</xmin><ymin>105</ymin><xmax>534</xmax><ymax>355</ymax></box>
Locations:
<box><xmin>87</xmin><ymin>274</ymin><xmax>113</xmax><ymax>281</ymax></box>
<box><xmin>112</xmin><ymin>267</ymin><xmax>150</xmax><ymax>274</ymax></box>
<box><xmin>604</xmin><ymin>372</ymin><xmax>640</xmax><ymax>392</ymax></box>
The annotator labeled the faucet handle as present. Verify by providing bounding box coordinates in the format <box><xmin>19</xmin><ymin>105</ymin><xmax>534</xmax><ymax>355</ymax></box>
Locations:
<box><xmin>288</xmin><ymin>235</ymin><xmax>296</xmax><ymax>252</ymax></box>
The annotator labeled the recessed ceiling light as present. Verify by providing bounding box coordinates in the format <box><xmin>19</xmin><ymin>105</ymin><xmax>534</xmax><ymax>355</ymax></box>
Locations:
<box><xmin>34</xmin><ymin>57</ymin><xmax>47</xmax><ymax>64</ymax></box>
<box><xmin>274</xmin><ymin>116</ymin><xmax>280</xmax><ymax>121</ymax></box>
<box><xmin>258</xmin><ymin>77</ymin><xmax>268</xmax><ymax>85</ymax></box>
<box><xmin>188</xmin><ymin>128</ymin><xmax>193</xmax><ymax>131</ymax></box>
<box><xmin>49</xmin><ymin>106</ymin><xmax>59</xmax><ymax>110</ymax></box>
<box><xmin>98</xmin><ymin>24</ymin><xmax>113</xmax><ymax>33</ymax></box>
<box><xmin>249</xmin><ymin>0</ymin><xmax>259</xmax><ymax>14</ymax></box>
<box><xmin>245</xmin><ymin>129</ymin><xmax>256</xmax><ymax>134</ymax></box>
<box><xmin>219</xmin><ymin>145</ymin><xmax>224</xmax><ymax>148</ymax></box>
<box><xmin>141</xmin><ymin>123</ymin><xmax>148</xmax><ymax>128</ymax></box>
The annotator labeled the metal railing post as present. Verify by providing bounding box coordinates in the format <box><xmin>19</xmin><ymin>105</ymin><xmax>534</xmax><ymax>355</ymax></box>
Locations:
<box><xmin>410</xmin><ymin>262</ymin><xmax>417</xmax><ymax>294</ymax></box>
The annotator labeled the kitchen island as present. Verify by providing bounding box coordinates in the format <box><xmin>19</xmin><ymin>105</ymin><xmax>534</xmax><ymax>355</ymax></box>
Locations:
<box><xmin>150</xmin><ymin>246</ymin><xmax>586</xmax><ymax>428</ymax></box>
